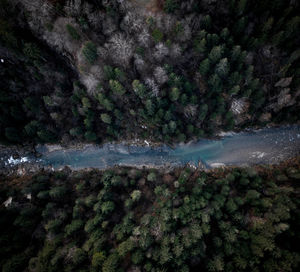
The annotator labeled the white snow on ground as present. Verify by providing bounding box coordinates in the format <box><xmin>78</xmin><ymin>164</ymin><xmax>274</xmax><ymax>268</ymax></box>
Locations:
<box><xmin>3</xmin><ymin>197</ymin><xmax>12</xmax><ymax>207</ymax></box>
<box><xmin>251</xmin><ymin>152</ymin><xmax>266</xmax><ymax>159</ymax></box>
<box><xmin>218</xmin><ymin>131</ymin><xmax>237</xmax><ymax>137</ymax></box>
<box><xmin>210</xmin><ymin>163</ymin><xmax>226</xmax><ymax>168</ymax></box>
<box><xmin>6</xmin><ymin>156</ymin><xmax>29</xmax><ymax>165</ymax></box>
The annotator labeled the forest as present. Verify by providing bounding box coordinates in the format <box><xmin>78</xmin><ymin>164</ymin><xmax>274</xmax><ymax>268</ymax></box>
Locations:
<box><xmin>1</xmin><ymin>1</ymin><xmax>300</xmax><ymax>271</ymax></box>
<box><xmin>1</xmin><ymin>161</ymin><xmax>300</xmax><ymax>271</ymax></box>
<box><xmin>0</xmin><ymin>0</ymin><xmax>299</xmax><ymax>145</ymax></box>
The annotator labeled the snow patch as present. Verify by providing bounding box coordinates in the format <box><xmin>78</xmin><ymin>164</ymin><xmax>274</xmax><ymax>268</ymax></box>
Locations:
<box><xmin>210</xmin><ymin>163</ymin><xmax>226</xmax><ymax>168</ymax></box>
<box><xmin>251</xmin><ymin>152</ymin><xmax>266</xmax><ymax>159</ymax></box>
<box><xmin>218</xmin><ymin>131</ymin><xmax>237</xmax><ymax>137</ymax></box>
<box><xmin>3</xmin><ymin>197</ymin><xmax>12</xmax><ymax>207</ymax></box>
<box><xmin>7</xmin><ymin>156</ymin><xmax>29</xmax><ymax>165</ymax></box>
<box><xmin>26</xmin><ymin>194</ymin><xmax>32</xmax><ymax>200</ymax></box>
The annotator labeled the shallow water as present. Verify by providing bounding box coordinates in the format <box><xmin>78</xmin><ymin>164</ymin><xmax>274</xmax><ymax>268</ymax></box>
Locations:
<box><xmin>37</xmin><ymin>125</ymin><xmax>300</xmax><ymax>170</ymax></box>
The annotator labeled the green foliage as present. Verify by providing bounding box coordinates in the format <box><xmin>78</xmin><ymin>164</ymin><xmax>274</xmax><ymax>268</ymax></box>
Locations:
<box><xmin>49</xmin><ymin>186</ymin><xmax>67</xmax><ymax>199</ymax></box>
<box><xmin>164</xmin><ymin>0</ymin><xmax>178</xmax><ymax>13</ymax></box>
<box><xmin>84</xmin><ymin>131</ymin><xmax>97</xmax><ymax>141</ymax></box>
<box><xmin>130</xmin><ymin>190</ymin><xmax>141</xmax><ymax>202</ymax></box>
<box><xmin>109</xmin><ymin>80</ymin><xmax>125</xmax><ymax>96</ymax></box>
<box><xmin>132</xmin><ymin>80</ymin><xmax>147</xmax><ymax>98</ymax></box>
<box><xmin>82</xmin><ymin>41</ymin><xmax>98</xmax><ymax>64</ymax></box>
<box><xmin>1</xmin><ymin>163</ymin><xmax>300</xmax><ymax>272</ymax></box>
<box><xmin>100</xmin><ymin>113</ymin><xmax>112</xmax><ymax>124</ymax></box>
<box><xmin>152</xmin><ymin>28</ymin><xmax>163</xmax><ymax>43</ymax></box>
<box><xmin>209</xmin><ymin>46</ymin><xmax>223</xmax><ymax>63</ymax></box>
<box><xmin>66</xmin><ymin>24</ymin><xmax>80</xmax><ymax>40</ymax></box>
<box><xmin>199</xmin><ymin>58</ymin><xmax>210</xmax><ymax>76</ymax></box>
<box><xmin>169</xmin><ymin>87</ymin><xmax>180</xmax><ymax>102</ymax></box>
<box><xmin>37</xmin><ymin>130</ymin><xmax>57</xmax><ymax>143</ymax></box>
<box><xmin>92</xmin><ymin>252</ymin><xmax>106</xmax><ymax>269</ymax></box>
<box><xmin>147</xmin><ymin>172</ymin><xmax>156</xmax><ymax>182</ymax></box>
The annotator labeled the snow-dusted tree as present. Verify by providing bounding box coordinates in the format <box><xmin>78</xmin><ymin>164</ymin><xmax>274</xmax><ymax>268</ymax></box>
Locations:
<box><xmin>107</xmin><ymin>33</ymin><xmax>134</xmax><ymax>68</ymax></box>
<box><xmin>154</xmin><ymin>43</ymin><xmax>169</xmax><ymax>62</ymax></box>
<box><xmin>134</xmin><ymin>56</ymin><xmax>146</xmax><ymax>75</ymax></box>
<box><xmin>154</xmin><ymin>66</ymin><xmax>168</xmax><ymax>86</ymax></box>
<box><xmin>177</xmin><ymin>21</ymin><xmax>192</xmax><ymax>42</ymax></box>
<box><xmin>145</xmin><ymin>78</ymin><xmax>159</xmax><ymax>97</ymax></box>
<box><xmin>43</xmin><ymin>18</ymin><xmax>81</xmax><ymax>57</ymax></box>
<box><xmin>102</xmin><ymin>16</ymin><xmax>118</xmax><ymax>36</ymax></box>
<box><xmin>169</xmin><ymin>43</ymin><xmax>182</xmax><ymax>59</ymax></box>
<box><xmin>121</xmin><ymin>11</ymin><xmax>143</xmax><ymax>34</ymax></box>
<box><xmin>137</xmin><ymin>29</ymin><xmax>151</xmax><ymax>47</ymax></box>
<box><xmin>215</xmin><ymin>58</ymin><xmax>230</xmax><ymax>78</ymax></box>
<box><xmin>80</xmin><ymin>74</ymin><xmax>100</xmax><ymax>96</ymax></box>
<box><xmin>160</xmin><ymin>14</ymin><xmax>176</xmax><ymax>34</ymax></box>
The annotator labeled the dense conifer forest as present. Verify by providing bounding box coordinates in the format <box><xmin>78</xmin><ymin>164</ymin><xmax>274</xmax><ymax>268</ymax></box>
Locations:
<box><xmin>0</xmin><ymin>0</ymin><xmax>299</xmax><ymax>145</ymax></box>
<box><xmin>1</xmin><ymin>1</ymin><xmax>300</xmax><ymax>271</ymax></box>
<box><xmin>1</xmin><ymin>161</ymin><xmax>300</xmax><ymax>272</ymax></box>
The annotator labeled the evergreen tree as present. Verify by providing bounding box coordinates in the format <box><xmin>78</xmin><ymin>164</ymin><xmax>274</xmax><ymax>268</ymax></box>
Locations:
<box><xmin>209</xmin><ymin>46</ymin><xmax>223</xmax><ymax>63</ymax></box>
<box><xmin>101</xmin><ymin>113</ymin><xmax>112</xmax><ymax>124</ymax></box>
<box><xmin>109</xmin><ymin>80</ymin><xmax>125</xmax><ymax>96</ymax></box>
<box><xmin>199</xmin><ymin>58</ymin><xmax>210</xmax><ymax>76</ymax></box>
<box><xmin>82</xmin><ymin>41</ymin><xmax>98</xmax><ymax>64</ymax></box>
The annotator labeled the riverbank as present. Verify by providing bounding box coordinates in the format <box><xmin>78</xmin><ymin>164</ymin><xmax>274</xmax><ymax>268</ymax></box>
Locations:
<box><xmin>0</xmin><ymin>125</ymin><xmax>299</xmax><ymax>176</ymax></box>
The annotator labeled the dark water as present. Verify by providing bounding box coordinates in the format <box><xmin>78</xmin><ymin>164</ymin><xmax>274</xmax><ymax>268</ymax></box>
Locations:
<box><xmin>38</xmin><ymin>126</ymin><xmax>300</xmax><ymax>170</ymax></box>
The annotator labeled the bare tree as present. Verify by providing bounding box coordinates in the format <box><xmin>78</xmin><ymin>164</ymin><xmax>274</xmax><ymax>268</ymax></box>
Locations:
<box><xmin>154</xmin><ymin>66</ymin><xmax>168</xmax><ymax>86</ymax></box>
<box><xmin>137</xmin><ymin>29</ymin><xmax>151</xmax><ymax>47</ymax></box>
<box><xmin>107</xmin><ymin>33</ymin><xmax>135</xmax><ymax>68</ymax></box>
<box><xmin>184</xmin><ymin>104</ymin><xmax>198</xmax><ymax>118</ymax></box>
<box><xmin>121</xmin><ymin>11</ymin><xmax>144</xmax><ymax>34</ymax></box>
<box><xmin>154</xmin><ymin>43</ymin><xmax>169</xmax><ymax>62</ymax></box>
<box><xmin>145</xmin><ymin>78</ymin><xmax>159</xmax><ymax>97</ymax></box>
<box><xmin>170</xmin><ymin>43</ymin><xmax>182</xmax><ymax>59</ymax></box>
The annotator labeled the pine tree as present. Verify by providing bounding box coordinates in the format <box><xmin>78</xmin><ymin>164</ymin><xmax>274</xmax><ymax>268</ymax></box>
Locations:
<box><xmin>82</xmin><ymin>41</ymin><xmax>98</xmax><ymax>64</ymax></box>
<box><xmin>132</xmin><ymin>80</ymin><xmax>146</xmax><ymax>98</ymax></box>
<box><xmin>231</xmin><ymin>45</ymin><xmax>241</xmax><ymax>62</ymax></box>
<box><xmin>100</xmin><ymin>113</ymin><xmax>112</xmax><ymax>124</ymax></box>
<box><xmin>199</xmin><ymin>58</ymin><xmax>210</xmax><ymax>76</ymax></box>
<box><xmin>208</xmin><ymin>46</ymin><xmax>223</xmax><ymax>63</ymax></box>
<box><xmin>169</xmin><ymin>87</ymin><xmax>180</xmax><ymax>101</ymax></box>
<box><xmin>109</xmin><ymin>80</ymin><xmax>125</xmax><ymax>96</ymax></box>
<box><xmin>66</xmin><ymin>24</ymin><xmax>80</xmax><ymax>40</ymax></box>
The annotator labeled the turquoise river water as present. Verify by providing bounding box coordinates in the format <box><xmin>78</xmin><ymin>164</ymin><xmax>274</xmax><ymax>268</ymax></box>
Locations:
<box><xmin>36</xmin><ymin>126</ymin><xmax>300</xmax><ymax>170</ymax></box>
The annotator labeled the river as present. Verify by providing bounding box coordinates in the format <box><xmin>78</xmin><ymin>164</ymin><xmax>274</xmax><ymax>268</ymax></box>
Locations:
<box><xmin>38</xmin><ymin>125</ymin><xmax>300</xmax><ymax>170</ymax></box>
<box><xmin>1</xmin><ymin>125</ymin><xmax>299</xmax><ymax>171</ymax></box>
